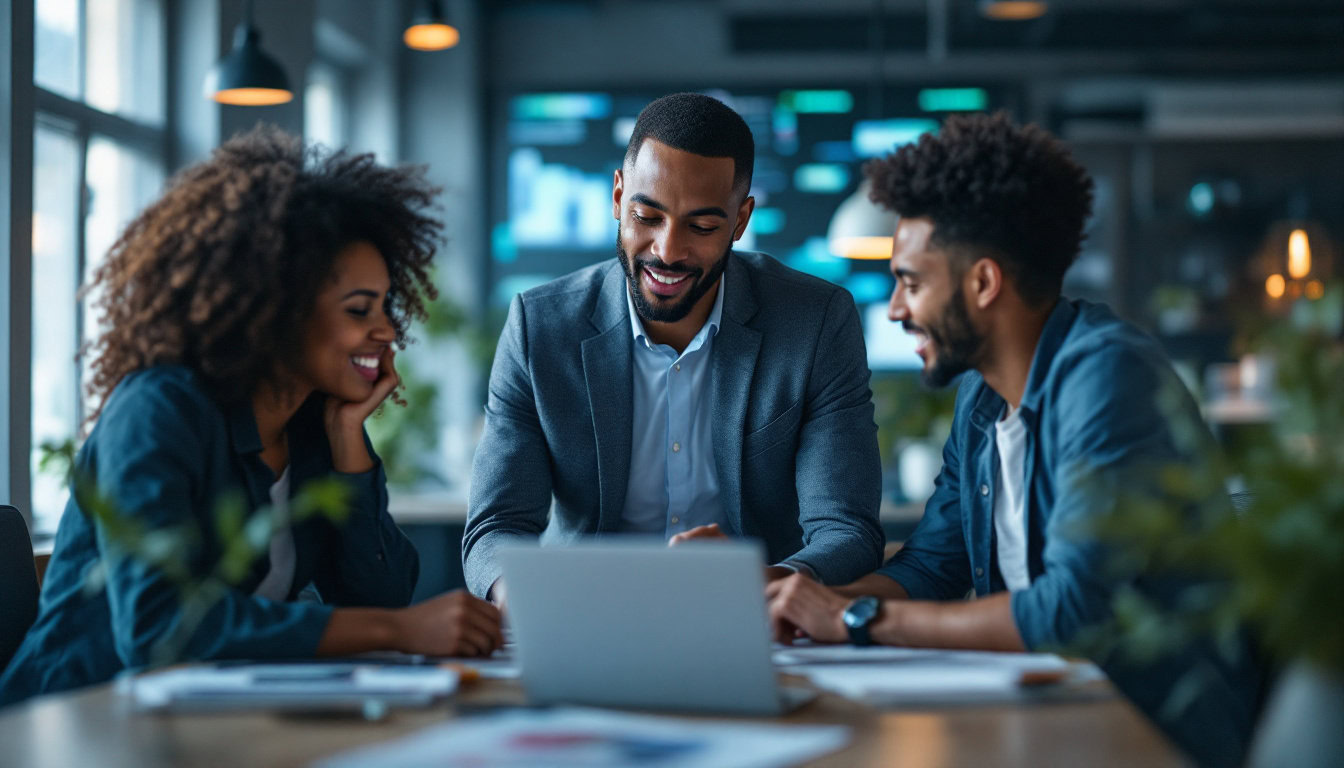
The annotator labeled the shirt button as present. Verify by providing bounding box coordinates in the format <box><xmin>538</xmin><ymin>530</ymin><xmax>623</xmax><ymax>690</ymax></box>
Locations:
<box><xmin>671</xmin><ymin>516</ymin><xmax>680</xmax><ymax>524</ymax></box>
<box><xmin>975</xmin><ymin>567</ymin><xmax>984</xmax><ymax>576</ymax></box>
<box><xmin>672</xmin><ymin>442</ymin><xmax>680</xmax><ymax>453</ymax></box>
<box><xmin>674</xmin><ymin>363</ymin><xmax>681</xmax><ymax>372</ymax></box>
<box><xmin>980</xmin><ymin>484</ymin><xmax>990</xmax><ymax>496</ymax></box>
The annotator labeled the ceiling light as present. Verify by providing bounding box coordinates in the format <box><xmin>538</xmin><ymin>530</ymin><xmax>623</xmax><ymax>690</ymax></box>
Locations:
<box><xmin>404</xmin><ymin>0</ymin><xmax>460</xmax><ymax>51</ymax></box>
<box><xmin>204</xmin><ymin>0</ymin><xmax>293</xmax><ymax>106</ymax></box>
<box><xmin>827</xmin><ymin>179</ymin><xmax>898</xmax><ymax>260</ymax></box>
<box><xmin>979</xmin><ymin>1</ymin><xmax>1049</xmax><ymax>21</ymax></box>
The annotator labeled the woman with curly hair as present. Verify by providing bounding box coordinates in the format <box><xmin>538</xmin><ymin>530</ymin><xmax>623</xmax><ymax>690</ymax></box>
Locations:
<box><xmin>1</xmin><ymin>126</ymin><xmax>501</xmax><ymax>705</ymax></box>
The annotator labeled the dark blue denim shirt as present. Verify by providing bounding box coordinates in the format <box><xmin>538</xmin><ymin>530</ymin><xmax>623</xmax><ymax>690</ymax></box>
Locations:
<box><xmin>0</xmin><ymin>366</ymin><xmax>419</xmax><ymax>706</ymax></box>
<box><xmin>878</xmin><ymin>299</ymin><xmax>1265</xmax><ymax>768</ymax></box>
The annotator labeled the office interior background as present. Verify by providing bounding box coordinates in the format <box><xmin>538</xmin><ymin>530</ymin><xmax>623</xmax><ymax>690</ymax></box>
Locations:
<box><xmin>2</xmin><ymin>0</ymin><xmax>1342</xmax><ymax>598</ymax></box>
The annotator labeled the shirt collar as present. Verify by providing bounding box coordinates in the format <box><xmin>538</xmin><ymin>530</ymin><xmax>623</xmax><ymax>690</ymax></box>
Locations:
<box><xmin>1019</xmin><ymin>298</ymin><xmax>1079</xmax><ymax>414</ymax></box>
<box><xmin>626</xmin><ymin>272</ymin><xmax>726</xmax><ymax>350</ymax></box>
<box><xmin>969</xmin><ymin>298</ymin><xmax>1079</xmax><ymax>432</ymax></box>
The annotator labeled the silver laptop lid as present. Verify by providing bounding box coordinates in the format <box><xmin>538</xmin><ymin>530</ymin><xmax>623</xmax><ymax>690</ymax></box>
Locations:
<box><xmin>499</xmin><ymin>539</ymin><xmax>783</xmax><ymax>714</ymax></box>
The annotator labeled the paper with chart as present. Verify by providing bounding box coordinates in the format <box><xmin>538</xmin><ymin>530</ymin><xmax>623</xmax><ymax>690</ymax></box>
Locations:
<box><xmin>314</xmin><ymin>707</ymin><xmax>850</xmax><ymax>768</ymax></box>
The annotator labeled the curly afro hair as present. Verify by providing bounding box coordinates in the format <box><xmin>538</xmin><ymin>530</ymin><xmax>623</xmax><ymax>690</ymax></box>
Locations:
<box><xmin>866</xmin><ymin>111</ymin><xmax>1094</xmax><ymax>306</ymax></box>
<box><xmin>83</xmin><ymin>124</ymin><xmax>443</xmax><ymax>421</ymax></box>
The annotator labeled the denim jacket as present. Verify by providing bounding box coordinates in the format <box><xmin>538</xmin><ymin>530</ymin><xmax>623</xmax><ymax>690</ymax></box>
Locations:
<box><xmin>878</xmin><ymin>299</ymin><xmax>1265</xmax><ymax>768</ymax></box>
<box><xmin>1</xmin><ymin>366</ymin><xmax>418</xmax><ymax>705</ymax></box>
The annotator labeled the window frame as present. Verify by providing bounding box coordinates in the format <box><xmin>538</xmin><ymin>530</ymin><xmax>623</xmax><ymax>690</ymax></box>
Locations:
<box><xmin>19</xmin><ymin>0</ymin><xmax>171</xmax><ymax>537</ymax></box>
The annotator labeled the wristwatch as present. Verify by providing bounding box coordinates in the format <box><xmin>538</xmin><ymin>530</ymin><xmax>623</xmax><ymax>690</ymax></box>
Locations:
<box><xmin>842</xmin><ymin>596</ymin><xmax>881</xmax><ymax>646</ymax></box>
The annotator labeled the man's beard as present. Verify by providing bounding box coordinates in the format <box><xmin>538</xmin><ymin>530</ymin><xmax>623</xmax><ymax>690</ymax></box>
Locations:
<box><xmin>616</xmin><ymin>228</ymin><xmax>730</xmax><ymax>324</ymax></box>
<box><xmin>907</xmin><ymin>284</ymin><xmax>985</xmax><ymax>388</ymax></box>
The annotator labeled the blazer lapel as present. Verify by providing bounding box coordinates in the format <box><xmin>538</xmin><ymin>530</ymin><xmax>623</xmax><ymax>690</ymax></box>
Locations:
<box><xmin>711</xmin><ymin>255</ymin><xmax>761</xmax><ymax>536</ymax></box>
<box><xmin>582</xmin><ymin>264</ymin><xmax>634</xmax><ymax>533</ymax></box>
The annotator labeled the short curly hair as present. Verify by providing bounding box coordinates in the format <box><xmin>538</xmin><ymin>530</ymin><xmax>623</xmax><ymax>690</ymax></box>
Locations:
<box><xmin>83</xmin><ymin>124</ymin><xmax>443</xmax><ymax>421</ymax></box>
<box><xmin>866</xmin><ymin>112</ymin><xmax>1094</xmax><ymax>306</ymax></box>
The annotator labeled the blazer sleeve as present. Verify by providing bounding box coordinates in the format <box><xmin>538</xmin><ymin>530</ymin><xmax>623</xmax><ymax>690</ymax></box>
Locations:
<box><xmin>310</xmin><ymin>431</ymin><xmax>419</xmax><ymax>608</ymax></box>
<box><xmin>785</xmin><ymin>288</ymin><xmax>885</xmax><ymax>584</ymax></box>
<box><xmin>90</xmin><ymin>380</ymin><xmax>332</xmax><ymax>669</ymax></box>
<box><xmin>462</xmin><ymin>294</ymin><xmax>555</xmax><ymax>597</ymax></box>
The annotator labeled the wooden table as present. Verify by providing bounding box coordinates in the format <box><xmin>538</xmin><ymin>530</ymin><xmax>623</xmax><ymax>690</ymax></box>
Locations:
<box><xmin>0</xmin><ymin>674</ymin><xmax>1185</xmax><ymax>767</ymax></box>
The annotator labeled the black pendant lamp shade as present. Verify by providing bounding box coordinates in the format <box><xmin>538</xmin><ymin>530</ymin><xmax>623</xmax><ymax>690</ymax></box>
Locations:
<box><xmin>204</xmin><ymin>1</ymin><xmax>293</xmax><ymax>106</ymax></box>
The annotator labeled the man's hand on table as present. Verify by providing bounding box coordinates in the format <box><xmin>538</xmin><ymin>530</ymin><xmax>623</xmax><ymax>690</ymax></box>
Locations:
<box><xmin>667</xmin><ymin>523</ymin><xmax>729</xmax><ymax>546</ymax></box>
<box><xmin>765</xmin><ymin>573</ymin><xmax>853</xmax><ymax>644</ymax></box>
<box><xmin>668</xmin><ymin>525</ymin><xmax>806</xmax><ymax>585</ymax></box>
<box><xmin>487</xmin><ymin>578</ymin><xmax>507</xmax><ymax>616</ymax></box>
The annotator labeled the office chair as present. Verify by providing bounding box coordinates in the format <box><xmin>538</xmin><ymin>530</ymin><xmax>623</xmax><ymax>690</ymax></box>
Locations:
<box><xmin>0</xmin><ymin>505</ymin><xmax>40</xmax><ymax>674</ymax></box>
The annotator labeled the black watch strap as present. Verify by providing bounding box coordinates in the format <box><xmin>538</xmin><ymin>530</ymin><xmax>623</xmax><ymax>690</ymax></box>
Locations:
<box><xmin>847</xmin><ymin>619</ymin><xmax>872</xmax><ymax>646</ymax></box>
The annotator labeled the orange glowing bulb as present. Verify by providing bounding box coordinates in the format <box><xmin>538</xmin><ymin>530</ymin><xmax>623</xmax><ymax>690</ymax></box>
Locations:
<box><xmin>1265</xmin><ymin>274</ymin><xmax>1286</xmax><ymax>299</ymax></box>
<box><xmin>404</xmin><ymin>23</ymin><xmax>459</xmax><ymax>51</ymax></box>
<box><xmin>1288</xmin><ymin>229</ymin><xmax>1311</xmax><ymax>280</ymax></box>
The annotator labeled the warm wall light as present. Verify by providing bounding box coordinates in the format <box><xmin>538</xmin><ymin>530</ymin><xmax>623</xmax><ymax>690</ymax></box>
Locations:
<box><xmin>1257</xmin><ymin>220</ymin><xmax>1335</xmax><ymax>307</ymax></box>
<box><xmin>204</xmin><ymin>0</ymin><xmax>293</xmax><ymax>106</ymax></box>
<box><xmin>1265</xmin><ymin>273</ymin><xmax>1286</xmax><ymax>300</ymax></box>
<box><xmin>1288</xmin><ymin>228</ymin><xmax>1312</xmax><ymax>279</ymax></box>
<box><xmin>979</xmin><ymin>1</ymin><xmax>1049</xmax><ymax>20</ymax></box>
<box><xmin>404</xmin><ymin>0</ymin><xmax>460</xmax><ymax>51</ymax></box>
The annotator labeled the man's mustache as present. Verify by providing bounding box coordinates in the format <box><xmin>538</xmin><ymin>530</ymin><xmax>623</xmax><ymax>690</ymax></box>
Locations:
<box><xmin>636</xmin><ymin>257</ymin><xmax>697</xmax><ymax>275</ymax></box>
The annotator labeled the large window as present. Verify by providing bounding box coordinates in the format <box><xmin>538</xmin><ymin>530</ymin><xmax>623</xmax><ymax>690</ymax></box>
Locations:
<box><xmin>29</xmin><ymin>0</ymin><xmax>167</xmax><ymax>534</ymax></box>
<box><xmin>305</xmin><ymin>58</ymin><xmax>351</xmax><ymax>151</ymax></box>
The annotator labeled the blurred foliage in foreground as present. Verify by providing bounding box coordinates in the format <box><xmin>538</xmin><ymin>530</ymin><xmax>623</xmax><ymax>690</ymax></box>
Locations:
<box><xmin>41</xmin><ymin>439</ymin><xmax>352</xmax><ymax>669</ymax></box>
<box><xmin>1084</xmin><ymin>282</ymin><xmax>1344</xmax><ymax>683</ymax></box>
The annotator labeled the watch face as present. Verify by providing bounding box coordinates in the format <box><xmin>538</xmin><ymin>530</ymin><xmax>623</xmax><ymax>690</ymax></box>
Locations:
<box><xmin>843</xmin><ymin>596</ymin><xmax>879</xmax><ymax>628</ymax></box>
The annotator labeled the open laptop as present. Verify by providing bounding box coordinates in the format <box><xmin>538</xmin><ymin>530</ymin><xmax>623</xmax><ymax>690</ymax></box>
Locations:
<box><xmin>498</xmin><ymin>540</ymin><xmax>815</xmax><ymax>715</ymax></box>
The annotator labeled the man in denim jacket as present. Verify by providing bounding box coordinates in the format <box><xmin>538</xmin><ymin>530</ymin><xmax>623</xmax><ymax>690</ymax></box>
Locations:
<box><xmin>766</xmin><ymin>113</ymin><xmax>1265</xmax><ymax>768</ymax></box>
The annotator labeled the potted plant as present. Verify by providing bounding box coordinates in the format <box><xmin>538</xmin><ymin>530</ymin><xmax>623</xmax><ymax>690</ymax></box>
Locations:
<box><xmin>871</xmin><ymin>375</ymin><xmax>957</xmax><ymax>504</ymax></box>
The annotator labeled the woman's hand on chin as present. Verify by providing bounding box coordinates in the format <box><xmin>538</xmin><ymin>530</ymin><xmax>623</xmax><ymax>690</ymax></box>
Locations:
<box><xmin>324</xmin><ymin>348</ymin><xmax>399</xmax><ymax>473</ymax></box>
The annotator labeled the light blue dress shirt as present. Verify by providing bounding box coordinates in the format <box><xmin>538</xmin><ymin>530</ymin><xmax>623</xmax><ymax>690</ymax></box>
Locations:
<box><xmin>620</xmin><ymin>277</ymin><xmax>726</xmax><ymax>536</ymax></box>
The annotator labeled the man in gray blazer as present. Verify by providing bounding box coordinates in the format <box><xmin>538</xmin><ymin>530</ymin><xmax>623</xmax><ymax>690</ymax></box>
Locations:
<box><xmin>463</xmin><ymin>93</ymin><xmax>883</xmax><ymax>603</ymax></box>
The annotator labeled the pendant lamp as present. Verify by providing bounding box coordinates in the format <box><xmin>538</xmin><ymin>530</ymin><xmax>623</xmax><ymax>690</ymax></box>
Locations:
<box><xmin>204</xmin><ymin>0</ymin><xmax>293</xmax><ymax>106</ymax></box>
<box><xmin>404</xmin><ymin>0</ymin><xmax>460</xmax><ymax>51</ymax></box>
<box><xmin>979</xmin><ymin>1</ymin><xmax>1048</xmax><ymax>21</ymax></box>
<box><xmin>828</xmin><ymin>179</ymin><xmax>899</xmax><ymax>260</ymax></box>
<box><xmin>827</xmin><ymin>0</ymin><xmax>898</xmax><ymax>260</ymax></box>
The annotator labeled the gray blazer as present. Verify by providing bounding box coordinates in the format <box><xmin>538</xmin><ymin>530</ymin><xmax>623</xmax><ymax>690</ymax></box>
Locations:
<box><xmin>462</xmin><ymin>251</ymin><xmax>884</xmax><ymax>596</ymax></box>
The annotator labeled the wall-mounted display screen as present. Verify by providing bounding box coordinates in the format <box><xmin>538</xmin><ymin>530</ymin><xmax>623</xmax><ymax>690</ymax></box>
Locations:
<box><xmin>489</xmin><ymin>86</ymin><xmax>1016</xmax><ymax>370</ymax></box>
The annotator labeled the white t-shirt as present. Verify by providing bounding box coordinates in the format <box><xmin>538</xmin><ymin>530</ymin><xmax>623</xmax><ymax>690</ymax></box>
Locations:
<box><xmin>252</xmin><ymin>466</ymin><xmax>296</xmax><ymax>602</ymax></box>
<box><xmin>993</xmin><ymin>406</ymin><xmax>1032</xmax><ymax>592</ymax></box>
